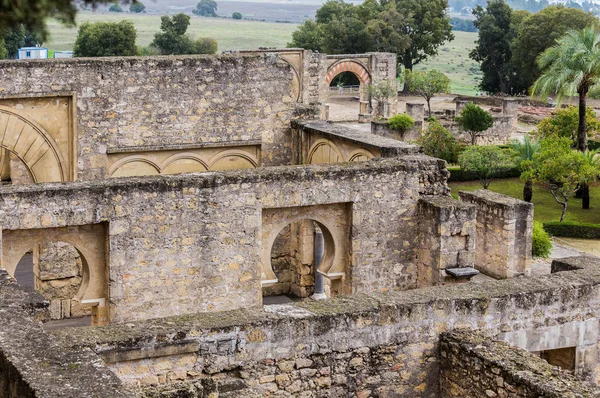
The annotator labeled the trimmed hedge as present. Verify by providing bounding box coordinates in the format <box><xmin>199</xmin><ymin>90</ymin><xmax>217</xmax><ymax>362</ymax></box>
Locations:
<box><xmin>447</xmin><ymin>165</ymin><xmax>521</xmax><ymax>182</ymax></box>
<box><xmin>543</xmin><ymin>221</ymin><xmax>600</xmax><ymax>239</ymax></box>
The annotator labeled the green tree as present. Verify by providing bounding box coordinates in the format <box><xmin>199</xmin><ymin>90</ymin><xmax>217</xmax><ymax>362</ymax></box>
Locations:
<box><xmin>533</xmin><ymin>27</ymin><xmax>600</xmax><ymax>209</ymax></box>
<box><xmin>417</xmin><ymin>120</ymin><xmax>463</xmax><ymax>164</ymax></box>
<box><xmin>0</xmin><ymin>1</ymin><xmax>133</xmax><ymax>40</ymax></box>
<box><xmin>151</xmin><ymin>13</ymin><xmax>218</xmax><ymax>55</ymax></box>
<box><xmin>129</xmin><ymin>2</ymin><xmax>145</xmax><ymax>12</ymax></box>
<box><xmin>405</xmin><ymin>69</ymin><xmax>450</xmax><ymax>116</ymax></box>
<box><xmin>109</xmin><ymin>4</ymin><xmax>123</xmax><ymax>12</ymax></box>
<box><xmin>455</xmin><ymin>102</ymin><xmax>494</xmax><ymax>145</ymax></box>
<box><xmin>3</xmin><ymin>24</ymin><xmax>43</xmax><ymax>59</ymax></box>
<box><xmin>522</xmin><ymin>136</ymin><xmax>598</xmax><ymax>221</ymax></box>
<box><xmin>510</xmin><ymin>6</ymin><xmax>597</xmax><ymax>94</ymax></box>
<box><xmin>367</xmin><ymin>80</ymin><xmax>396</xmax><ymax>118</ymax></box>
<box><xmin>193</xmin><ymin>0</ymin><xmax>218</xmax><ymax>17</ymax></box>
<box><xmin>470</xmin><ymin>0</ymin><xmax>516</xmax><ymax>94</ymax></box>
<box><xmin>73</xmin><ymin>20</ymin><xmax>137</xmax><ymax>57</ymax></box>
<box><xmin>458</xmin><ymin>145</ymin><xmax>515</xmax><ymax>189</ymax></box>
<box><xmin>232</xmin><ymin>12</ymin><xmax>242</xmax><ymax>19</ymax></box>
<box><xmin>511</xmin><ymin>136</ymin><xmax>540</xmax><ymax>202</ymax></box>
<box><xmin>534</xmin><ymin>106</ymin><xmax>600</xmax><ymax>144</ymax></box>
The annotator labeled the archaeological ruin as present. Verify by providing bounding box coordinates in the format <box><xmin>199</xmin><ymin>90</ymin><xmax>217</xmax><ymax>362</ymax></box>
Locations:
<box><xmin>0</xmin><ymin>50</ymin><xmax>599</xmax><ymax>397</ymax></box>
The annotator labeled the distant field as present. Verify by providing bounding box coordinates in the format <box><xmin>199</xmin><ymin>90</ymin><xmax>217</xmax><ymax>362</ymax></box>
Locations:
<box><xmin>45</xmin><ymin>11</ymin><xmax>299</xmax><ymax>51</ymax></box>
<box><xmin>45</xmin><ymin>12</ymin><xmax>480</xmax><ymax>95</ymax></box>
<box><xmin>415</xmin><ymin>31</ymin><xmax>481</xmax><ymax>96</ymax></box>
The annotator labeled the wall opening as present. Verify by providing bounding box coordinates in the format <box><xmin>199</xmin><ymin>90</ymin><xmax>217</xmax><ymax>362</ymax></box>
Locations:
<box><xmin>263</xmin><ymin>219</ymin><xmax>338</xmax><ymax>304</ymax></box>
<box><xmin>327</xmin><ymin>71</ymin><xmax>362</xmax><ymax>122</ymax></box>
<box><xmin>13</xmin><ymin>241</ymin><xmax>92</xmax><ymax>328</ymax></box>
<box><xmin>535</xmin><ymin>347</ymin><xmax>577</xmax><ymax>372</ymax></box>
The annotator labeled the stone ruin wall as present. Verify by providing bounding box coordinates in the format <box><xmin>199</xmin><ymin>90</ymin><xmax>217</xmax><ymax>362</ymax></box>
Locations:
<box><xmin>0</xmin><ymin>54</ymin><xmax>297</xmax><ymax>181</ymax></box>
<box><xmin>0</xmin><ymin>157</ymin><xmax>449</xmax><ymax>324</ymax></box>
<box><xmin>36</xmin><ymin>256</ymin><xmax>600</xmax><ymax>397</ymax></box>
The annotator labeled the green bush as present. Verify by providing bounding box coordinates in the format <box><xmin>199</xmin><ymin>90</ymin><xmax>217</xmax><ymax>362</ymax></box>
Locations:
<box><xmin>109</xmin><ymin>4</ymin><xmax>123</xmax><ymax>12</ymax></box>
<box><xmin>417</xmin><ymin>120</ymin><xmax>463</xmax><ymax>164</ymax></box>
<box><xmin>532</xmin><ymin>221</ymin><xmax>552</xmax><ymax>258</ymax></box>
<box><xmin>232</xmin><ymin>12</ymin><xmax>242</xmax><ymax>19</ymax></box>
<box><xmin>543</xmin><ymin>221</ymin><xmax>600</xmax><ymax>239</ymax></box>
<box><xmin>129</xmin><ymin>2</ymin><xmax>145</xmax><ymax>13</ymax></box>
<box><xmin>447</xmin><ymin>166</ymin><xmax>521</xmax><ymax>182</ymax></box>
<box><xmin>387</xmin><ymin>114</ymin><xmax>414</xmax><ymax>132</ymax></box>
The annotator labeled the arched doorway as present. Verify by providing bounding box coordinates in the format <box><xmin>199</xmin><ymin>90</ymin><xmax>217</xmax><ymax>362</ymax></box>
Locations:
<box><xmin>325</xmin><ymin>60</ymin><xmax>371</xmax><ymax>122</ymax></box>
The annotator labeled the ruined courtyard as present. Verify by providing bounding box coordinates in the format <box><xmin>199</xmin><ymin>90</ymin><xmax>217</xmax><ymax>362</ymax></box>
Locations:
<box><xmin>0</xmin><ymin>50</ymin><xmax>600</xmax><ymax>398</ymax></box>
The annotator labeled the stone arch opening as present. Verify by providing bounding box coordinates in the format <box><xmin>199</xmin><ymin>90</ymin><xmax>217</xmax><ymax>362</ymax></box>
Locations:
<box><xmin>2</xmin><ymin>224</ymin><xmax>109</xmax><ymax>326</ymax></box>
<box><xmin>263</xmin><ymin>219</ymin><xmax>335</xmax><ymax>301</ymax></box>
<box><xmin>325</xmin><ymin>60</ymin><xmax>371</xmax><ymax>122</ymax></box>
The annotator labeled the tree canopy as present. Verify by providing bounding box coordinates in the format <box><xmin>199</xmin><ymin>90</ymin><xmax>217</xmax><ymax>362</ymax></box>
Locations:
<box><xmin>3</xmin><ymin>24</ymin><xmax>43</xmax><ymax>59</ymax></box>
<box><xmin>405</xmin><ymin>69</ymin><xmax>450</xmax><ymax>116</ymax></box>
<box><xmin>534</xmin><ymin>106</ymin><xmax>600</xmax><ymax>144</ymax></box>
<box><xmin>458</xmin><ymin>145</ymin><xmax>514</xmax><ymax>189</ymax></box>
<box><xmin>455</xmin><ymin>102</ymin><xmax>494</xmax><ymax>145</ymax></box>
<box><xmin>73</xmin><ymin>20</ymin><xmax>137</xmax><ymax>57</ymax></box>
<box><xmin>129</xmin><ymin>2</ymin><xmax>145</xmax><ymax>12</ymax></box>
<box><xmin>109</xmin><ymin>4</ymin><xmax>123</xmax><ymax>12</ymax></box>
<box><xmin>151</xmin><ymin>13</ymin><xmax>218</xmax><ymax>55</ymax></box>
<box><xmin>193</xmin><ymin>0</ymin><xmax>218</xmax><ymax>17</ymax></box>
<box><xmin>288</xmin><ymin>0</ymin><xmax>453</xmax><ymax>70</ymax></box>
<box><xmin>232</xmin><ymin>12</ymin><xmax>242</xmax><ymax>20</ymax></box>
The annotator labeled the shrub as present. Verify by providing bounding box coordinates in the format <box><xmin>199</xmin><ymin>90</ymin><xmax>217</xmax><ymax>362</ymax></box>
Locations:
<box><xmin>232</xmin><ymin>12</ymin><xmax>242</xmax><ymax>19</ymax></box>
<box><xmin>532</xmin><ymin>221</ymin><xmax>552</xmax><ymax>258</ymax></box>
<box><xmin>73</xmin><ymin>21</ymin><xmax>137</xmax><ymax>57</ymax></box>
<box><xmin>447</xmin><ymin>165</ymin><xmax>521</xmax><ymax>182</ymax></box>
<box><xmin>387</xmin><ymin>114</ymin><xmax>414</xmax><ymax>132</ymax></box>
<box><xmin>458</xmin><ymin>145</ymin><xmax>515</xmax><ymax>189</ymax></box>
<box><xmin>129</xmin><ymin>2</ymin><xmax>145</xmax><ymax>13</ymax></box>
<box><xmin>109</xmin><ymin>4</ymin><xmax>123</xmax><ymax>12</ymax></box>
<box><xmin>455</xmin><ymin>102</ymin><xmax>494</xmax><ymax>145</ymax></box>
<box><xmin>543</xmin><ymin>221</ymin><xmax>600</xmax><ymax>239</ymax></box>
<box><xmin>418</xmin><ymin>121</ymin><xmax>463</xmax><ymax>164</ymax></box>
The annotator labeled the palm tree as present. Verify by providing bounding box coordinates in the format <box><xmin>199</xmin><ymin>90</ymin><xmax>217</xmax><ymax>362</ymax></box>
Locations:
<box><xmin>532</xmin><ymin>27</ymin><xmax>600</xmax><ymax>209</ymax></box>
<box><xmin>511</xmin><ymin>136</ymin><xmax>540</xmax><ymax>202</ymax></box>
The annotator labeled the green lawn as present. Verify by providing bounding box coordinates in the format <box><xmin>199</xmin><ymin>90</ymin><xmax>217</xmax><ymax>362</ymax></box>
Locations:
<box><xmin>45</xmin><ymin>11</ymin><xmax>298</xmax><ymax>51</ymax></box>
<box><xmin>450</xmin><ymin>178</ymin><xmax>600</xmax><ymax>224</ymax></box>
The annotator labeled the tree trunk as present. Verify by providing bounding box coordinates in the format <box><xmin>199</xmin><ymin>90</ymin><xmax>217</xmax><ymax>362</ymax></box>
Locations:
<box><xmin>523</xmin><ymin>179</ymin><xmax>533</xmax><ymax>202</ymax></box>
<box><xmin>582</xmin><ymin>183</ymin><xmax>590</xmax><ymax>210</ymax></box>
<box><xmin>471</xmin><ymin>131</ymin><xmax>476</xmax><ymax>146</ymax></box>
<box><xmin>577</xmin><ymin>90</ymin><xmax>587</xmax><ymax>152</ymax></box>
<box><xmin>401</xmin><ymin>57</ymin><xmax>413</xmax><ymax>94</ymax></box>
<box><xmin>426</xmin><ymin>99</ymin><xmax>432</xmax><ymax>118</ymax></box>
<box><xmin>560</xmin><ymin>202</ymin><xmax>567</xmax><ymax>222</ymax></box>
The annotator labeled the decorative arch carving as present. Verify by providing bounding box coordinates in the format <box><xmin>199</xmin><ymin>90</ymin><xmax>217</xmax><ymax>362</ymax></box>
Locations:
<box><xmin>325</xmin><ymin>60</ymin><xmax>371</xmax><ymax>85</ymax></box>
<box><xmin>348</xmin><ymin>149</ymin><xmax>375</xmax><ymax>162</ymax></box>
<box><xmin>0</xmin><ymin>106</ymin><xmax>66</xmax><ymax>182</ymax></box>
<box><xmin>307</xmin><ymin>139</ymin><xmax>344</xmax><ymax>165</ymax></box>
<box><xmin>208</xmin><ymin>150</ymin><xmax>259</xmax><ymax>170</ymax></box>
<box><xmin>108</xmin><ymin>156</ymin><xmax>161</xmax><ymax>177</ymax></box>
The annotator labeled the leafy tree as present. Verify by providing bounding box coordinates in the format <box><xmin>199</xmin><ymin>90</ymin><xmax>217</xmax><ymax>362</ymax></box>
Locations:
<box><xmin>533</xmin><ymin>27</ymin><xmax>600</xmax><ymax>209</ymax></box>
<box><xmin>405</xmin><ymin>69</ymin><xmax>450</xmax><ymax>116</ymax></box>
<box><xmin>3</xmin><ymin>24</ymin><xmax>43</xmax><ymax>59</ymax></box>
<box><xmin>288</xmin><ymin>0</ymin><xmax>452</xmax><ymax>70</ymax></box>
<box><xmin>129</xmin><ymin>2</ymin><xmax>145</xmax><ymax>12</ymax></box>
<box><xmin>151</xmin><ymin>13</ymin><xmax>218</xmax><ymax>55</ymax></box>
<box><xmin>367</xmin><ymin>80</ymin><xmax>396</xmax><ymax>118</ymax></box>
<box><xmin>450</xmin><ymin>17</ymin><xmax>476</xmax><ymax>32</ymax></box>
<box><xmin>193</xmin><ymin>0</ymin><xmax>218</xmax><ymax>17</ymax></box>
<box><xmin>455</xmin><ymin>102</ymin><xmax>494</xmax><ymax>145</ymax></box>
<box><xmin>73</xmin><ymin>20</ymin><xmax>137</xmax><ymax>57</ymax></box>
<box><xmin>109</xmin><ymin>4</ymin><xmax>123</xmax><ymax>12</ymax></box>
<box><xmin>232</xmin><ymin>12</ymin><xmax>242</xmax><ymax>19</ymax></box>
<box><xmin>469</xmin><ymin>0</ymin><xmax>516</xmax><ymax>94</ymax></box>
<box><xmin>510</xmin><ymin>6</ymin><xmax>597</xmax><ymax>95</ymax></box>
<box><xmin>522</xmin><ymin>136</ymin><xmax>598</xmax><ymax>222</ymax></box>
<box><xmin>417</xmin><ymin>120</ymin><xmax>464</xmax><ymax>164</ymax></box>
<box><xmin>0</xmin><ymin>38</ymin><xmax>8</xmax><ymax>60</ymax></box>
<box><xmin>0</xmin><ymin>1</ymin><xmax>134</xmax><ymax>40</ymax></box>
<box><xmin>511</xmin><ymin>136</ymin><xmax>540</xmax><ymax>202</ymax></box>
<box><xmin>534</xmin><ymin>106</ymin><xmax>600</xmax><ymax>144</ymax></box>
<box><xmin>458</xmin><ymin>145</ymin><xmax>515</xmax><ymax>189</ymax></box>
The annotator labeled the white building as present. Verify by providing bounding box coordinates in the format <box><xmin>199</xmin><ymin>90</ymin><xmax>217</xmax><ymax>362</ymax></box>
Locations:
<box><xmin>53</xmin><ymin>51</ymin><xmax>74</xmax><ymax>59</ymax></box>
<box><xmin>18</xmin><ymin>47</ymin><xmax>48</xmax><ymax>60</ymax></box>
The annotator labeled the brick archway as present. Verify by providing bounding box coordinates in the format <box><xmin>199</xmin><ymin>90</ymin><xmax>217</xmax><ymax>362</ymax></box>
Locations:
<box><xmin>325</xmin><ymin>60</ymin><xmax>371</xmax><ymax>85</ymax></box>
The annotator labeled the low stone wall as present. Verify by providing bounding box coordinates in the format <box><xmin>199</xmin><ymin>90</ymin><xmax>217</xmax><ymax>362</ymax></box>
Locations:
<box><xmin>0</xmin><ymin>270</ymin><xmax>132</xmax><ymax>398</ymax></box>
<box><xmin>439</xmin><ymin>330</ymin><xmax>600</xmax><ymax>397</ymax></box>
<box><xmin>440</xmin><ymin>115</ymin><xmax>513</xmax><ymax>145</ymax></box>
<box><xmin>370</xmin><ymin>120</ymin><xmax>422</xmax><ymax>142</ymax></box>
<box><xmin>45</xmin><ymin>256</ymin><xmax>600</xmax><ymax>396</ymax></box>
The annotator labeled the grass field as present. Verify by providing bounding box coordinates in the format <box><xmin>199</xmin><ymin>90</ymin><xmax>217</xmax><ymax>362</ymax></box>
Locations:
<box><xmin>45</xmin><ymin>12</ymin><xmax>481</xmax><ymax>94</ymax></box>
<box><xmin>45</xmin><ymin>11</ymin><xmax>298</xmax><ymax>51</ymax></box>
<box><xmin>449</xmin><ymin>178</ymin><xmax>600</xmax><ymax>224</ymax></box>
<box><xmin>415</xmin><ymin>31</ymin><xmax>480</xmax><ymax>96</ymax></box>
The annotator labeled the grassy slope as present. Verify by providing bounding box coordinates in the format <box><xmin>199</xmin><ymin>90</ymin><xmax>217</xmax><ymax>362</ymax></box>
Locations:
<box><xmin>450</xmin><ymin>178</ymin><xmax>600</xmax><ymax>224</ymax></box>
<box><xmin>416</xmin><ymin>31</ymin><xmax>480</xmax><ymax>96</ymax></box>
<box><xmin>45</xmin><ymin>11</ymin><xmax>298</xmax><ymax>51</ymax></box>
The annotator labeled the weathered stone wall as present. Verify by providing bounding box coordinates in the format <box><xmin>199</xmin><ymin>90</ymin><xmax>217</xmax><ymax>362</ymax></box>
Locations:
<box><xmin>46</xmin><ymin>256</ymin><xmax>600</xmax><ymax>397</ymax></box>
<box><xmin>0</xmin><ymin>270</ymin><xmax>133</xmax><ymax>398</ymax></box>
<box><xmin>439</xmin><ymin>330</ymin><xmax>600</xmax><ymax>398</ymax></box>
<box><xmin>0</xmin><ymin>157</ymin><xmax>449</xmax><ymax>323</ymax></box>
<box><xmin>371</xmin><ymin>120</ymin><xmax>422</xmax><ymax>142</ymax></box>
<box><xmin>0</xmin><ymin>55</ymin><xmax>296</xmax><ymax>180</ymax></box>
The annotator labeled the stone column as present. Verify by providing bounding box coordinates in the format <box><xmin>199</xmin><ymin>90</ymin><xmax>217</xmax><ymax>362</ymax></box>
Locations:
<box><xmin>458</xmin><ymin>190</ymin><xmax>533</xmax><ymax>279</ymax></box>
<box><xmin>417</xmin><ymin>196</ymin><xmax>477</xmax><ymax>287</ymax></box>
<box><xmin>406</xmin><ymin>103</ymin><xmax>425</xmax><ymax>122</ymax></box>
<box><xmin>503</xmin><ymin>99</ymin><xmax>519</xmax><ymax>128</ymax></box>
<box><xmin>456</xmin><ymin>100</ymin><xmax>469</xmax><ymax>115</ymax></box>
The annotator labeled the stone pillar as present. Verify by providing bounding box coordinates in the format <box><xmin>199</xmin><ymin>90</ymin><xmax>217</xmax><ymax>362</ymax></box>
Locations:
<box><xmin>458</xmin><ymin>190</ymin><xmax>533</xmax><ymax>279</ymax></box>
<box><xmin>406</xmin><ymin>103</ymin><xmax>425</xmax><ymax>122</ymax></box>
<box><xmin>456</xmin><ymin>100</ymin><xmax>469</xmax><ymax>115</ymax></box>
<box><xmin>417</xmin><ymin>196</ymin><xmax>477</xmax><ymax>287</ymax></box>
<box><xmin>503</xmin><ymin>99</ymin><xmax>519</xmax><ymax>128</ymax></box>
